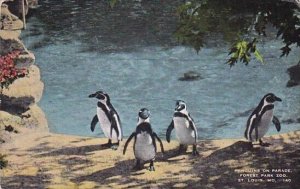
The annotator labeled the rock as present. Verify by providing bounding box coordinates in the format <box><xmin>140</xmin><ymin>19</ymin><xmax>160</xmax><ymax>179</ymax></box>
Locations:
<box><xmin>282</xmin><ymin>119</ymin><xmax>295</xmax><ymax>124</ymax></box>
<box><xmin>0</xmin><ymin>1</ymin><xmax>48</xmax><ymax>145</ymax></box>
<box><xmin>0</xmin><ymin>31</ymin><xmax>23</xmax><ymax>54</ymax></box>
<box><xmin>0</xmin><ymin>95</ymin><xmax>34</xmax><ymax>115</ymax></box>
<box><xmin>5</xmin><ymin>0</ymin><xmax>28</xmax><ymax>19</ymax></box>
<box><xmin>0</xmin><ymin>104</ymin><xmax>48</xmax><ymax>131</ymax></box>
<box><xmin>24</xmin><ymin>104</ymin><xmax>48</xmax><ymax>129</ymax></box>
<box><xmin>28</xmin><ymin>0</ymin><xmax>39</xmax><ymax>9</ymax></box>
<box><xmin>2</xmin><ymin>65</ymin><xmax>44</xmax><ymax>102</ymax></box>
<box><xmin>0</xmin><ymin>3</ymin><xmax>23</xmax><ymax>30</ymax></box>
<box><xmin>286</xmin><ymin>80</ymin><xmax>298</xmax><ymax>87</ymax></box>
<box><xmin>0</xmin><ymin>5</ymin><xmax>34</xmax><ymax>67</ymax></box>
<box><xmin>179</xmin><ymin>71</ymin><xmax>203</xmax><ymax>81</ymax></box>
<box><xmin>0</xmin><ymin>30</ymin><xmax>35</xmax><ymax>67</ymax></box>
<box><xmin>4</xmin><ymin>125</ymin><xmax>14</xmax><ymax>132</ymax></box>
<box><xmin>286</xmin><ymin>63</ymin><xmax>300</xmax><ymax>87</ymax></box>
<box><xmin>282</xmin><ymin>118</ymin><xmax>300</xmax><ymax>124</ymax></box>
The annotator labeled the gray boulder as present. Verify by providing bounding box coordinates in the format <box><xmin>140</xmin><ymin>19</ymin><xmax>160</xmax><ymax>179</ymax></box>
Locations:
<box><xmin>286</xmin><ymin>63</ymin><xmax>300</xmax><ymax>87</ymax></box>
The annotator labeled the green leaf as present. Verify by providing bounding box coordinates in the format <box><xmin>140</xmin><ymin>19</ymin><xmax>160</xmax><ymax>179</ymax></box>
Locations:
<box><xmin>109</xmin><ymin>0</ymin><xmax>118</xmax><ymax>8</ymax></box>
<box><xmin>254</xmin><ymin>49</ymin><xmax>264</xmax><ymax>63</ymax></box>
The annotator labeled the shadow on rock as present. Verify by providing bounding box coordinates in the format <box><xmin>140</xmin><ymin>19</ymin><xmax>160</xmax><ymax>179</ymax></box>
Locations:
<box><xmin>205</xmin><ymin>141</ymin><xmax>252</xmax><ymax>162</ymax></box>
<box><xmin>73</xmin><ymin>158</ymin><xmax>138</xmax><ymax>185</ymax></box>
<box><xmin>2</xmin><ymin>172</ymin><xmax>51</xmax><ymax>189</ymax></box>
<box><xmin>189</xmin><ymin>136</ymin><xmax>300</xmax><ymax>189</ymax></box>
<box><xmin>37</xmin><ymin>143</ymin><xmax>111</xmax><ymax>157</ymax></box>
<box><xmin>0</xmin><ymin>95</ymin><xmax>34</xmax><ymax>116</ymax></box>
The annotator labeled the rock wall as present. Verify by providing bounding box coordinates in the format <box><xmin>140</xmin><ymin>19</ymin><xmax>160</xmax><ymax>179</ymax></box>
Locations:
<box><xmin>0</xmin><ymin>1</ymin><xmax>47</xmax><ymax>144</ymax></box>
<box><xmin>286</xmin><ymin>63</ymin><xmax>300</xmax><ymax>87</ymax></box>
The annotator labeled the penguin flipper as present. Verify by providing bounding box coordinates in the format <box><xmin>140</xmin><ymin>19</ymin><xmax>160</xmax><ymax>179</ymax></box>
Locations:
<box><xmin>245</xmin><ymin>116</ymin><xmax>252</xmax><ymax>139</ymax></box>
<box><xmin>90</xmin><ymin>115</ymin><xmax>99</xmax><ymax>132</ymax></box>
<box><xmin>255</xmin><ymin>125</ymin><xmax>259</xmax><ymax>141</ymax></box>
<box><xmin>153</xmin><ymin>132</ymin><xmax>164</xmax><ymax>153</ymax></box>
<box><xmin>188</xmin><ymin>113</ymin><xmax>195</xmax><ymax>122</ymax></box>
<box><xmin>123</xmin><ymin>132</ymin><xmax>135</xmax><ymax>155</ymax></box>
<box><xmin>272</xmin><ymin>116</ymin><xmax>281</xmax><ymax>132</ymax></box>
<box><xmin>248</xmin><ymin>115</ymin><xmax>259</xmax><ymax>141</ymax></box>
<box><xmin>110</xmin><ymin>113</ymin><xmax>120</xmax><ymax>139</ymax></box>
<box><xmin>151</xmin><ymin>134</ymin><xmax>157</xmax><ymax>153</ymax></box>
<box><xmin>189</xmin><ymin>120</ymin><xmax>198</xmax><ymax>143</ymax></box>
<box><xmin>166</xmin><ymin>120</ymin><xmax>174</xmax><ymax>143</ymax></box>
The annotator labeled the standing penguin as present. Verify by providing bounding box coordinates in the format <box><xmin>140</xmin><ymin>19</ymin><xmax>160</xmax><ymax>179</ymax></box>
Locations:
<box><xmin>244</xmin><ymin>93</ymin><xmax>282</xmax><ymax>146</ymax></box>
<box><xmin>123</xmin><ymin>108</ymin><xmax>164</xmax><ymax>171</ymax></box>
<box><xmin>89</xmin><ymin>91</ymin><xmax>122</xmax><ymax>150</ymax></box>
<box><xmin>166</xmin><ymin>100</ymin><xmax>199</xmax><ymax>155</ymax></box>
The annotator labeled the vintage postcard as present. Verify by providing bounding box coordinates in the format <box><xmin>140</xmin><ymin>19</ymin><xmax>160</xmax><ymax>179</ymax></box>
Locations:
<box><xmin>1</xmin><ymin>0</ymin><xmax>299</xmax><ymax>188</ymax></box>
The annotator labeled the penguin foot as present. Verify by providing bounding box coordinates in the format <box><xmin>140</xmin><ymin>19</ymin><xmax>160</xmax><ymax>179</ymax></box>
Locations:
<box><xmin>260</xmin><ymin>142</ymin><xmax>271</xmax><ymax>147</ymax></box>
<box><xmin>148</xmin><ymin>165</ymin><xmax>155</xmax><ymax>171</ymax></box>
<box><xmin>259</xmin><ymin>139</ymin><xmax>271</xmax><ymax>147</ymax></box>
<box><xmin>192</xmin><ymin>150</ymin><xmax>199</xmax><ymax>156</ymax></box>
<box><xmin>192</xmin><ymin>144</ymin><xmax>199</xmax><ymax>156</ymax></box>
<box><xmin>148</xmin><ymin>160</ymin><xmax>155</xmax><ymax>171</ymax></box>
<box><xmin>110</xmin><ymin>145</ymin><xmax>119</xmax><ymax>150</ymax></box>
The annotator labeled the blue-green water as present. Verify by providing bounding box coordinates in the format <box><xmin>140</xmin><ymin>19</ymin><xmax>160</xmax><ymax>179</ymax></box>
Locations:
<box><xmin>21</xmin><ymin>0</ymin><xmax>300</xmax><ymax>139</ymax></box>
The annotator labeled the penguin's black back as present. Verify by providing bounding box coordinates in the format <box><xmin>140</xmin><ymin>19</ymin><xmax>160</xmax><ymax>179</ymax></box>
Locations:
<box><xmin>244</xmin><ymin>96</ymin><xmax>275</xmax><ymax>139</ymax></box>
<box><xmin>97</xmin><ymin>101</ymin><xmax>121</xmax><ymax>122</ymax></box>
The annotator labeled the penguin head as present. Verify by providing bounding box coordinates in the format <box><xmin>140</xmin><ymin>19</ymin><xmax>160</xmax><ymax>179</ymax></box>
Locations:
<box><xmin>175</xmin><ymin>100</ymin><xmax>187</xmax><ymax>112</ymax></box>
<box><xmin>88</xmin><ymin>91</ymin><xmax>110</xmax><ymax>102</ymax></box>
<box><xmin>263</xmin><ymin>93</ymin><xmax>282</xmax><ymax>103</ymax></box>
<box><xmin>138</xmin><ymin>108</ymin><xmax>150</xmax><ymax>120</ymax></box>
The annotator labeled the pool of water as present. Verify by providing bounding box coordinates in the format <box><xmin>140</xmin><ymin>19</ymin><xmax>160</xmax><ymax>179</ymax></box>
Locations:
<box><xmin>21</xmin><ymin>0</ymin><xmax>300</xmax><ymax>139</ymax></box>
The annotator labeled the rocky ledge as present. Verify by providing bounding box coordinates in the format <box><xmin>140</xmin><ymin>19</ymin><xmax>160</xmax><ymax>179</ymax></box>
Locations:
<box><xmin>0</xmin><ymin>1</ymin><xmax>47</xmax><ymax>145</ymax></box>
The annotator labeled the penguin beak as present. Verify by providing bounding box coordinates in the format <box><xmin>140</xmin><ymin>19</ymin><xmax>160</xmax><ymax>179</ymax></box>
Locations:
<box><xmin>141</xmin><ymin>111</ymin><xmax>150</xmax><ymax>119</ymax></box>
<box><xmin>139</xmin><ymin>109</ymin><xmax>150</xmax><ymax>119</ymax></box>
<box><xmin>88</xmin><ymin>93</ymin><xmax>96</xmax><ymax>98</ymax></box>
<box><xmin>175</xmin><ymin>104</ymin><xmax>185</xmax><ymax>111</ymax></box>
<box><xmin>274</xmin><ymin>96</ymin><xmax>282</xmax><ymax>102</ymax></box>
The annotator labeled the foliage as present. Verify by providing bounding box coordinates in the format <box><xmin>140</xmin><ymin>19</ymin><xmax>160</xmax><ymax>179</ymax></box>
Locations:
<box><xmin>250</xmin><ymin>1</ymin><xmax>300</xmax><ymax>57</ymax></box>
<box><xmin>175</xmin><ymin>0</ymin><xmax>300</xmax><ymax>66</ymax></box>
<box><xmin>0</xmin><ymin>51</ymin><xmax>28</xmax><ymax>90</ymax></box>
<box><xmin>0</xmin><ymin>154</ymin><xmax>8</xmax><ymax>169</ymax></box>
<box><xmin>227</xmin><ymin>39</ymin><xmax>263</xmax><ymax>66</ymax></box>
<box><xmin>108</xmin><ymin>0</ymin><xmax>120</xmax><ymax>8</ymax></box>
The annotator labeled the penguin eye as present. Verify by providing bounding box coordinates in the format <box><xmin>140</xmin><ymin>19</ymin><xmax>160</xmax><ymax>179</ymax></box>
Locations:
<box><xmin>266</xmin><ymin>96</ymin><xmax>274</xmax><ymax>103</ymax></box>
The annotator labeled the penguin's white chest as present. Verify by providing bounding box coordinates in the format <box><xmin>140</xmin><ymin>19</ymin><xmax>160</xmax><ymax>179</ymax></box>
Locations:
<box><xmin>134</xmin><ymin>132</ymin><xmax>155</xmax><ymax>161</ymax></box>
<box><xmin>173</xmin><ymin>117</ymin><xmax>195</xmax><ymax>145</ymax></box>
<box><xmin>251</xmin><ymin>109</ymin><xmax>273</xmax><ymax>141</ymax></box>
<box><xmin>97</xmin><ymin>107</ymin><xmax>117</xmax><ymax>140</ymax></box>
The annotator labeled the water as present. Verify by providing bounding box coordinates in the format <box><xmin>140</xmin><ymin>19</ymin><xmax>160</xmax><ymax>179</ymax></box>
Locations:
<box><xmin>21</xmin><ymin>0</ymin><xmax>300</xmax><ymax>139</ymax></box>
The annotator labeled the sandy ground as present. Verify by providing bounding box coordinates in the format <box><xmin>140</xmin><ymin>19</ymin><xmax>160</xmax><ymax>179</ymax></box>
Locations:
<box><xmin>0</xmin><ymin>130</ymin><xmax>299</xmax><ymax>189</ymax></box>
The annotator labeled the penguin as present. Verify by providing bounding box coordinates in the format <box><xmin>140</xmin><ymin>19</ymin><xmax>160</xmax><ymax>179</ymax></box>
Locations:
<box><xmin>166</xmin><ymin>100</ymin><xmax>199</xmax><ymax>155</ymax></box>
<box><xmin>89</xmin><ymin>91</ymin><xmax>122</xmax><ymax>150</ymax></box>
<box><xmin>123</xmin><ymin>108</ymin><xmax>164</xmax><ymax>171</ymax></box>
<box><xmin>244</xmin><ymin>93</ymin><xmax>282</xmax><ymax>146</ymax></box>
